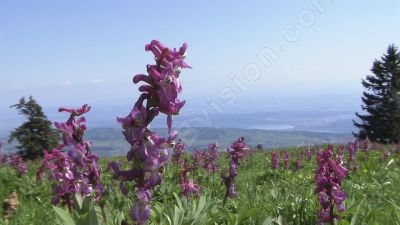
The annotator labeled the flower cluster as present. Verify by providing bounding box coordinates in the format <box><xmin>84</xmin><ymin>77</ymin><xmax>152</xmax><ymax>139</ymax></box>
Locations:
<box><xmin>303</xmin><ymin>147</ymin><xmax>315</xmax><ymax>161</ymax></box>
<box><xmin>358</xmin><ymin>138</ymin><xmax>370</xmax><ymax>152</ymax></box>
<box><xmin>315</xmin><ymin>145</ymin><xmax>348</xmax><ymax>224</ymax></box>
<box><xmin>221</xmin><ymin>137</ymin><xmax>248</xmax><ymax>203</ymax></box>
<box><xmin>180</xmin><ymin>161</ymin><xmax>201</xmax><ymax>199</ymax></box>
<box><xmin>38</xmin><ymin>105</ymin><xmax>103</xmax><ymax>207</ymax></box>
<box><xmin>186</xmin><ymin>143</ymin><xmax>219</xmax><ymax>176</ymax></box>
<box><xmin>7</xmin><ymin>154</ymin><xmax>28</xmax><ymax>176</ymax></box>
<box><xmin>0</xmin><ymin>141</ymin><xmax>28</xmax><ymax>175</ymax></box>
<box><xmin>346</xmin><ymin>142</ymin><xmax>358</xmax><ymax>170</ymax></box>
<box><xmin>203</xmin><ymin>143</ymin><xmax>219</xmax><ymax>174</ymax></box>
<box><xmin>283</xmin><ymin>151</ymin><xmax>289</xmax><ymax>169</ymax></box>
<box><xmin>337</xmin><ymin>145</ymin><xmax>344</xmax><ymax>164</ymax></box>
<box><xmin>191</xmin><ymin>149</ymin><xmax>203</xmax><ymax>170</ymax></box>
<box><xmin>271</xmin><ymin>152</ymin><xmax>279</xmax><ymax>169</ymax></box>
<box><xmin>295</xmin><ymin>159</ymin><xmax>302</xmax><ymax>171</ymax></box>
<box><xmin>110</xmin><ymin>40</ymin><xmax>189</xmax><ymax>225</ymax></box>
<box><xmin>380</xmin><ymin>150</ymin><xmax>391</xmax><ymax>161</ymax></box>
<box><xmin>172</xmin><ymin>139</ymin><xmax>186</xmax><ymax>165</ymax></box>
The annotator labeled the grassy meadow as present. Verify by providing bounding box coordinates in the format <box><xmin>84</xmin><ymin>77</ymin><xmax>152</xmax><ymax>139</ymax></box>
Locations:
<box><xmin>1</xmin><ymin>144</ymin><xmax>400</xmax><ymax>225</ymax></box>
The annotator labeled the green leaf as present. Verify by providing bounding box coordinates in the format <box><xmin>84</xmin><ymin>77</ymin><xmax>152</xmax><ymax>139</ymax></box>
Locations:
<box><xmin>88</xmin><ymin>207</ymin><xmax>100</xmax><ymax>225</ymax></box>
<box><xmin>173</xmin><ymin>192</ymin><xmax>183</xmax><ymax>209</ymax></box>
<box><xmin>53</xmin><ymin>206</ymin><xmax>76</xmax><ymax>225</ymax></box>
<box><xmin>81</xmin><ymin>196</ymin><xmax>92</xmax><ymax>212</ymax></box>
<box><xmin>74</xmin><ymin>193</ymin><xmax>83</xmax><ymax>209</ymax></box>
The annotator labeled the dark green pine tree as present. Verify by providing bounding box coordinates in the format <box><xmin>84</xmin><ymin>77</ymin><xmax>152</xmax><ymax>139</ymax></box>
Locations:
<box><xmin>9</xmin><ymin>96</ymin><xmax>59</xmax><ymax>159</ymax></box>
<box><xmin>353</xmin><ymin>45</ymin><xmax>400</xmax><ymax>143</ymax></box>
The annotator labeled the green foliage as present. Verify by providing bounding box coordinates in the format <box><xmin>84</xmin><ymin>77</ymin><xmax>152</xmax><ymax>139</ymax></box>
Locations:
<box><xmin>353</xmin><ymin>44</ymin><xmax>400</xmax><ymax>143</ymax></box>
<box><xmin>53</xmin><ymin>194</ymin><xmax>102</xmax><ymax>225</ymax></box>
<box><xmin>8</xmin><ymin>96</ymin><xmax>59</xmax><ymax>159</ymax></box>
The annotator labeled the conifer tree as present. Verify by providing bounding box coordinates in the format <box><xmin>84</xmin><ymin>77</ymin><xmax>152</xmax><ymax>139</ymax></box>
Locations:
<box><xmin>353</xmin><ymin>45</ymin><xmax>400</xmax><ymax>143</ymax></box>
<box><xmin>9</xmin><ymin>96</ymin><xmax>59</xmax><ymax>159</ymax></box>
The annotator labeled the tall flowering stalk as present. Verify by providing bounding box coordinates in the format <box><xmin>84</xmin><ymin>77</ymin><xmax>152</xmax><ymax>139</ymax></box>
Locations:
<box><xmin>346</xmin><ymin>142</ymin><xmax>358</xmax><ymax>171</ymax></box>
<box><xmin>271</xmin><ymin>152</ymin><xmax>279</xmax><ymax>169</ymax></box>
<box><xmin>203</xmin><ymin>143</ymin><xmax>219</xmax><ymax>175</ymax></box>
<box><xmin>7</xmin><ymin>154</ymin><xmax>28</xmax><ymax>176</ymax></box>
<box><xmin>0</xmin><ymin>141</ymin><xmax>27</xmax><ymax>175</ymax></box>
<box><xmin>337</xmin><ymin>145</ymin><xmax>344</xmax><ymax>164</ymax></box>
<box><xmin>221</xmin><ymin>137</ymin><xmax>248</xmax><ymax>206</ymax></box>
<box><xmin>315</xmin><ymin>146</ymin><xmax>348</xmax><ymax>225</ymax></box>
<box><xmin>192</xmin><ymin>150</ymin><xmax>203</xmax><ymax>170</ymax></box>
<box><xmin>380</xmin><ymin>150</ymin><xmax>391</xmax><ymax>161</ymax></box>
<box><xmin>180</xmin><ymin>160</ymin><xmax>201</xmax><ymax>199</ymax></box>
<box><xmin>38</xmin><ymin>105</ymin><xmax>103</xmax><ymax>209</ymax></box>
<box><xmin>358</xmin><ymin>138</ymin><xmax>370</xmax><ymax>152</ymax></box>
<box><xmin>283</xmin><ymin>151</ymin><xmax>289</xmax><ymax>169</ymax></box>
<box><xmin>110</xmin><ymin>40</ymin><xmax>190</xmax><ymax>225</ymax></box>
<box><xmin>172</xmin><ymin>139</ymin><xmax>186</xmax><ymax>165</ymax></box>
<box><xmin>295</xmin><ymin>159</ymin><xmax>302</xmax><ymax>171</ymax></box>
<box><xmin>304</xmin><ymin>148</ymin><xmax>313</xmax><ymax>161</ymax></box>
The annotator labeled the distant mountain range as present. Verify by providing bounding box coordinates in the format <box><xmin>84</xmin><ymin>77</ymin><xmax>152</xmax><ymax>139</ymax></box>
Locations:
<box><xmin>1</xmin><ymin>108</ymin><xmax>359</xmax><ymax>157</ymax></box>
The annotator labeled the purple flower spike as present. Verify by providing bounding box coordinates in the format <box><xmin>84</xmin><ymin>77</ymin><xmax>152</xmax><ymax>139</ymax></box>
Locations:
<box><xmin>180</xmin><ymin>161</ymin><xmax>201</xmax><ymax>199</ymax></box>
<box><xmin>315</xmin><ymin>146</ymin><xmax>348</xmax><ymax>224</ymax></box>
<box><xmin>284</xmin><ymin>151</ymin><xmax>289</xmax><ymax>169</ymax></box>
<box><xmin>295</xmin><ymin>159</ymin><xmax>302</xmax><ymax>171</ymax></box>
<box><xmin>203</xmin><ymin>143</ymin><xmax>219</xmax><ymax>174</ymax></box>
<box><xmin>0</xmin><ymin>142</ymin><xmax>27</xmax><ymax>175</ymax></box>
<box><xmin>221</xmin><ymin>137</ymin><xmax>248</xmax><ymax>205</ymax></box>
<box><xmin>346</xmin><ymin>141</ymin><xmax>359</xmax><ymax>170</ymax></box>
<box><xmin>111</xmin><ymin>40</ymin><xmax>190</xmax><ymax>225</ymax></box>
<box><xmin>38</xmin><ymin>105</ymin><xmax>103</xmax><ymax>207</ymax></box>
<box><xmin>6</xmin><ymin>153</ymin><xmax>28</xmax><ymax>175</ymax></box>
<box><xmin>271</xmin><ymin>152</ymin><xmax>279</xmax><ymax>169</ymax></box>
<box><xmin>172</xmin><ymin>140</ymin><xmax>186</xmax><ymax>165</ymax></box>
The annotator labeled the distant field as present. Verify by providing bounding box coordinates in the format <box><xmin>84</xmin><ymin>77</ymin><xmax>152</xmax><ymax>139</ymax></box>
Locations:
<box><xmin>73</xmin><ymin>127</ymin><xmax>351</xmax><ymax>157</ymax></box>
<box><xmin>1</xmin><ymin>127</ymin><xmax>353</xmax><ymax>157</ymax></box>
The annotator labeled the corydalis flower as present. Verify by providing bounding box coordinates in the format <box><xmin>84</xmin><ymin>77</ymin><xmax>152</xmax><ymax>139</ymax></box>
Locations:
<box><xmin>7</xmin><ymin>154</ymin><xmax>28</xmax><ymax>175</ymax></box>
<box><xmin>172</xmin><ymin>139</ymin><xmax>186</xmax><ymax>165</ymax></box>
<box><xmin>283</xmin><ymin>151</ymin><xmax>289</xmax><ymax>169</ymax></box>
<box><xmin>380</xmin><ymin>150</ymin><xmax>391</xmax><ymax>161</ymax></box>
<box><xmin>221</xmin><ymin>137</ymin><xmax>248</xmax><ymax>204</ymax></box>
<box><xmin>192</xmin><ymin>149</ymin><xmax>203</xmax><ymax>170</ymax></box>
<box><xmin>133</xmin><ymin>40</ymin><xmax>190</xmax><ymax>131</ymax></box>
<box><xmin>38</xmin><ymin>105</ymin><xmax>103</xmax><ymax>207</ymax></box>
<box><xmin>271</xmin><ymin>152</ymin><xmax>279</xmax><ymax>169</ymax></box>
<box><xmin>315</xmin><ymin>146</ymin><xmax>348</xmax><ymax>225</ymax></box>
<box><xmin>295</xmin><ymin>159</ymin><xmax>302</xmax><ymax>171</ymax></box>
<box><xmin>203</xmin><ymin>143</ymin><xmax>219</xmax><ymax>174</ymax></box>
<box><xmin>304</xmin><ymin>148</ymin><xmax>313</xmax><ymax>161</ymax></box>
<box><xmin>346</xmin><ymin>141</ymin><xmax>359</xmax><ymax>171</ymax></box>
<box><xmin>180</xmin><ymin>161</ymin><xmax>201</xmax><ymax>198</ymax></box>
<box><xmin>0</xmin><ymin>142</ymin><xmax>27</xmax><ymax>175</ymax></box>
<box><xmin>111</xmin><ymin>40</ymin><xmax>189</xmax><ymax>225</ymax></box>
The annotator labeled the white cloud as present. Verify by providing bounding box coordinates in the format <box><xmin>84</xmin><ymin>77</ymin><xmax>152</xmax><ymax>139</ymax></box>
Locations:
<box><xmin>59</xmin><ymin>81</ymin><xmax>72</xmax><ymax>86</ymax></box>
<box><xmin>90</xmin><ymin>78</ymin><xmax>106</xmax><ymax>84</ymax></box>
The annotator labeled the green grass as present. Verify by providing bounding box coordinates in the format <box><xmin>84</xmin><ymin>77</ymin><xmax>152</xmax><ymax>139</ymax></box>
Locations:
<box><xmin>1</xmin><ymin>145</ymin><xmax>400</xmax><ymax>224</ymax></box>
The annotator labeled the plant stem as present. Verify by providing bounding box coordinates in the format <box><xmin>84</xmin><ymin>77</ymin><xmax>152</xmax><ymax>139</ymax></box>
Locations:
<box><xmin>222</xmin><ymin>191</ymin><xmax>229</xmax><ymax>207</ymax></box>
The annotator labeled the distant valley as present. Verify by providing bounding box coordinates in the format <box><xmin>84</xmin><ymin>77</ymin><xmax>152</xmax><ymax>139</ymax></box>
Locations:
<box><xmin>2</xmin><ymin>127</ymin><xmax>353</xmax><ymax>157</ymax></box>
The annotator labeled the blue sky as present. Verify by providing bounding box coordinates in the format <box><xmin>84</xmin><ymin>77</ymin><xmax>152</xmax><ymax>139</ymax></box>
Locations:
<box><xmin>0</xmin><ymin>0</ymin><xmax>399</xmax><ymax>115</ymax></box>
